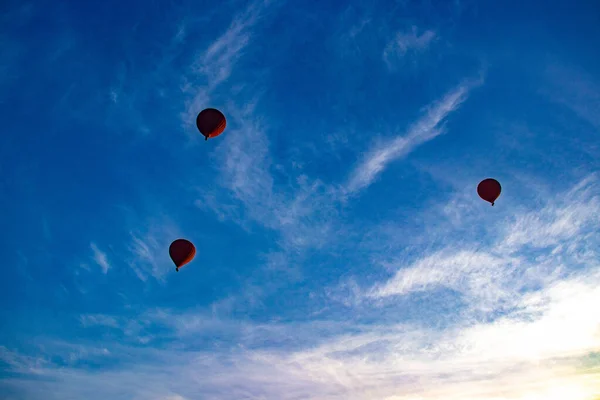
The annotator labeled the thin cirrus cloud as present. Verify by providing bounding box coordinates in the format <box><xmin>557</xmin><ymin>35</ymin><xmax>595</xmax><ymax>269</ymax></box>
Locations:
<box><xmin>126</xmin><ymin>217</ymin><xmax>185</xmax><ymax>283</ymax></box>
<box><xmin>383</xmin><ymin>26</ymin><xmax>437</xmax><ymax>67</ymax></box>
<box><xmin>2</xmin><ymin>178</ymin><xmax>600</xmax><ymax>399</ymax></box>
<box><xmin>180</xmin><ymin>0</ymin><xmax>270</xmax><ymax>132</ymax></box>
<box><xmin>367</xmin><ymin>175</ymin><xmax>600</xmax><ymax>307</ymax></box>
<box><xmin>90</xmin><ymin>243</ymin><xmax>110</xmax><ymax>274</ymax></box>
<box><xmin>201</xmin><ymin>76</ymin><xmax>483</xmax><ymax>243</ymax></box>
<box><xmin>79</xmin><ymin>314</ymin><xmax>120</xmax><ymax>329</ymax></box>
<box><xmin>345</xmin><ymin>78</ymin><xmax>480</xmax><ymax>194</ymax></box>
<box><xmin>197</xmin><ymin>102</ymin><xmax>343</xmax><ymax>261</ymax></box>
<box><xmin>102</xmin><ymin>1</ymin><xmax>271</xmax><ymax>282</ymax></box>
<box><xmin>193</xmin><ymin>73</ymin><xmax>481</xmax><ymax>294</ymax></box>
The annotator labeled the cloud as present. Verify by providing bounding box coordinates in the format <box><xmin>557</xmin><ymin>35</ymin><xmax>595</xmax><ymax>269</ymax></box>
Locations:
<box><xmin>202</xmin><ymin>75</ymin><xmax>483</xmax><ymax>247</ymax></box>
<box><xmin>369</xmin><ymin>250</ymin><xmax>512</xmax><ymax>303</ymax></box>
<box><xmin>56</xmin><ymin>0</ymin><xmax>276</xmax><ymax>288</ymax></box>
<box><xmin>7</xmin><ymin>2</ymin><xmax>599</xmax><ymax>398</ymax></box>
<box><xmin>90</xmin><ymin>243</ymin><xmax>110</xmax><ymax>274</ymax></box>
<box><xmin>205</xmin><ymin>114</ymin><xmax>275</xmax><ymax>226</ymax></box>
<box><xmin>345</xmin><ymin>79</ymin><xmax>480</xmax><ymax>194</ymax></box>
<box><xmin>197</xmin><ymin>103</ymin><xmax>343</xmax><ymax>263</ymax></box>
<box><xmin>182</xmin><ymin>0</ymin><xmax>344</xmax><ymax>256</ymax></box>
<box><xmin>3</xmin><ymin>276</ymin><xmax>600</xmax><ymax>399</ymax></box>
<box><xmin>367</xmin><ymin>176</ymin><xmax>600</xmax><ymax>312</ymax></box>
<box><xmin>499</xmin><ymin>176</ymin><xmax>600</xmax><ymax>252</ymax></box>
<box><xmin>0</xmin><ymin>346</ymin><xmax>47</xmax><ymax>373</ymax></box>
<box><xmin>79</xmin><ymin>314</ymin><xmax>120</xmax><ymax>329</ymax></box>
<box><xmin>197</xmin><ymin>4</ymin><xmax>257</xmax><ymax>87</ymax></box>
<box><xmin>383</xmin><ymin>26</ymin><xmax>436</xmax><ymax>67</ymax></box>
<box><xmin>5</xmin><ymin>176</ymin><xmax>600</xmax><ymax>399</ymax></box>
<box><xmin>196</xmin><ymin>74</ymin><xmax>484</xmax><ymax>306</ymax></box>
<box><xmin>127</xmin><ymin>218</ymin><xmax>183</xmax><ymax>282</ymax></box>
<box><xmin>181</xmin><ymin>0</ymin><xmax>270</xmax><ymax>130</ymax></box>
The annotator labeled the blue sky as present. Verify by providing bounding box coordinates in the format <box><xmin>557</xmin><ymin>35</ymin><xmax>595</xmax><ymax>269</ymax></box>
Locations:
<box><xmin>1</xmin><ymin>0</ymin><xmax>600</xmax><ymax>398</ymax></box>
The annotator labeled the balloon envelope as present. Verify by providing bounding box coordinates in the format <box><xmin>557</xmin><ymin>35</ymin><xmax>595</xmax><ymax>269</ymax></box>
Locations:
<box><xmin>169</xmin><ymin>239</ymin><xmax>196</xmax><ymax>271</ymax></box>
<box><xmin>196</xmin><ymin>108</ymin><xmax>226</xmax><ymax>140</ymax></box>
<box><xmin>477</xmin><ymin>178</ymin><xmax>502</xmax><ymax>206</ymax></box>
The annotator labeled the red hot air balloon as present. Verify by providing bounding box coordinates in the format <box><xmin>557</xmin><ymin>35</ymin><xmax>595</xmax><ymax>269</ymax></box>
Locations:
<box><xmin>477</xmin><ymin>178</ymin><xmax>502</xmax><ymax>206</ymax></box>
<box><xmin>196</xmin><ymin>108</ymin><xmax>226</xmax><ymax>141</ymax></box>
<box><xmin>169</xmin><ymin>239</ymin><xmax>196</xmax><ymax>272</ymax></box>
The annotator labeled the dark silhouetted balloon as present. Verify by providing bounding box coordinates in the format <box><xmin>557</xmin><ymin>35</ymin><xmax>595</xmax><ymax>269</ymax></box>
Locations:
<box><xmin>477</xmin><ymin>178</ymin><xmax>502</xmax><ymax>206</ymax></box>
<box><xmin>169</xmin><ymin>239</ymin><xmax>196</xmax><ymax>272</ymax></box>
<box><xmin>196</xmin><ymin>108</ymin><xmax>226</xmax><ymax>141</ymax></box>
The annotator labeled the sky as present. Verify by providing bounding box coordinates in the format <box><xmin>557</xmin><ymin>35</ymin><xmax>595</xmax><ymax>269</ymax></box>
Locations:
<box><xmin>1</xmin><ymin>0</ymin><xmax>600</xmax><ymax>399</ymax></box>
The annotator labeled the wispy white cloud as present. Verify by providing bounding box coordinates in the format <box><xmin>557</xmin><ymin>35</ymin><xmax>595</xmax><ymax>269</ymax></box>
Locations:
<box><xmin>383</xmin><ymin>26</ymin><xmax>436</xmax><ymax>67</ymax></box>
<box><xmin>127</xmin><ymin>218</ymin><xmax>183</xmax><ymax>282</ymax></box>
<box><xmin>367</xmin><ymin>176</ymin><xmax>600</xmax><ymax>312</ymax></box>
<box><xmin>196</xmin><ymin>75</ymin><xmax>484</xmax><ymax>308</ymax></box>
<box><xmin>13</xmin><ymin>2</ymin><xmax>596</xmax><ymax>397</ymax></box>
<box><xmin>369</xmin><ymin>250</ymin><xmax>513</xmax><ymax>304</ymax></box>
<box><xmin>500</xmin><ymin>176</ymin><xmax>600</xmax><ymax>252</ymax></box>
<box><xmin>196</xmin><ymin>6</ymin><xmax>256</xmax><ymax>87</ymax></box>
<box><xmin>4</xmin><ymin>275</ymin><xmax>600</xmax><ymax>398</ymax></box>
<box><xmin>202</xmin><ymin>75</ymin><xmax>483</xmax><ymax>249</ymax></box>
<box><xmin>79</xmin><ymin>314</ymin><xmax>120</xmax><ymax>329</ymax></box>
<box><xmin>85</xmin><ymin>0</ymin><xmax>275</xmax><ymax>287</ymax></box>
<box><xmin>90</xmin><ymin>243</ymin><xmax>110</xmax><ymax>274</ymax></box>
<box><xmin>345</xmin><ymin>79</ymin><xmax>480</xmax><ymax>194</ymax></box>
<box><xmin>197</xmin><ymin>106</ymin><xmax>344</xmax><ymax>265</ymax></box>
<box><xmin>6</xmin><ymin>176</ymin><xmax>600</xmax><ymax>399</ymax></box>
<box><xmin>0</xmin><ymin>346</ymin><xmax>47</xmax><ymax>373</ymax></box>
<box><xmin>181</xmin><ymin>0</ymin><xmax>270</xmax><ymax>130</ymax></box>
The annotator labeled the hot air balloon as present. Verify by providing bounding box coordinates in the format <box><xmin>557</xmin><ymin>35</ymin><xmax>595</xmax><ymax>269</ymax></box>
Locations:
<box><xmin>196</xmin><ymin>108</ymin><xmax>226</xmax><ymax>141</ymax></box>
<box><xmin>169</xmin><ymin>239</ymin><xmax>196</xmax><ymax>272</ymax></box>
<box><xmin>477</xmin><ymin>178</ymin><xmax>502</xmax><ymax>206</ymax></box>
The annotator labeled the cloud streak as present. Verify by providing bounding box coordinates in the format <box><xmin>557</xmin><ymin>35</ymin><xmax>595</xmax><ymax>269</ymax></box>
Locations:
<box><xmin>126</xmin><ymin>217</ymin><xmax>183</xmax><ymax>282</ymax></box>
<box><xmin>346</xmin><ymin>79</ymin><xmax>480</xmax><ymax>194</ymax></box>
<box><xmin>90</xmin><ymin>243</ymin><xmax>110</xmax><ymax>274</ymax></box>
<box><xmin>181</xmin><ymin>0</ymin><xmax>270</xmax><ymax>130</ymax></box>
<box><xmin>383</xmin><ymin>26</ymin><xmax>437</xmax><ymax>68</ymax></box>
